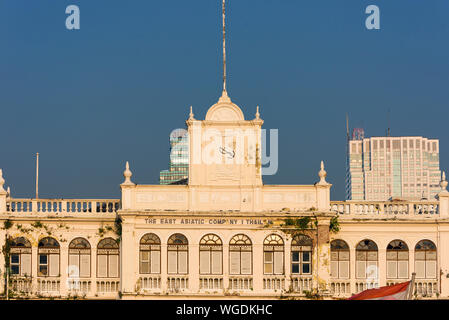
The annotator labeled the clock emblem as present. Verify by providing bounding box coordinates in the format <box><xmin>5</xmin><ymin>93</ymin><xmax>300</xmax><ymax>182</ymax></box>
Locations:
<box><xmin>219</xmin><ymin>146</ymin><xmax>235</xmax><ymax>159</ymax></box>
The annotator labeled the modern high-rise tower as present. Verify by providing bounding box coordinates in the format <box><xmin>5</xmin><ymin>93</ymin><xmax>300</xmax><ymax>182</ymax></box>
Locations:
<box><xmin>346</xmin><ymin>131</ymin><xmax>441</xmax><ymax>201</ymax></box>
<box><xmin>159</xmin><ymin>128</ymin><xmax>189</xmax><ymax>185</ymax></box>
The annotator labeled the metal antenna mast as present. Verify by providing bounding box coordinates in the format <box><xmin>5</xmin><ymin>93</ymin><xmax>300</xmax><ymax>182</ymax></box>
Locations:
<box><xmin>222</xmin><ymin>0</ymin><xmax>227</xmax><ymax>93</ymax></box>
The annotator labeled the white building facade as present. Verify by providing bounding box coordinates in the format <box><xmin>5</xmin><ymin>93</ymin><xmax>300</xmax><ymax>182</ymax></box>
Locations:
<box><xmin>1</xmin><ymin>93</ymin><xmax>449</xmax><ymax>300</ymax></box>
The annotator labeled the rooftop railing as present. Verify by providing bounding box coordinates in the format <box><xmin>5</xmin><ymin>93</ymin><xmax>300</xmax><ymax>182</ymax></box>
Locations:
<box><xmin>6</xmin><ymin>198</ymin><xmax>120</xmax><ymax>214</ymax></box>
<box><xmin>330</xmin><ymin>200</ymin><xmax>439</xmax><ymax>217</ymax></box>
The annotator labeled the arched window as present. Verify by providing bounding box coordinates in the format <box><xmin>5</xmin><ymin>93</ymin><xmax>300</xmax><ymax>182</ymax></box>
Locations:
<box><xmin>229</xmin><ymin>234</ymin><xmax>252</xmax><ymax>275</ymax></box>
<box><xmin>415</xmin><ymin>240</ymin><xmax>436</xmax><ymax>279</ymax></box>
<box><xmin>356</xmin><ymin>239</ymin><xmax>378</xmax><ymax>279</ymax></box>
<box><xmin>330</xmin><ymin>239</ymin><xmax>349</xmax><ymax>279</ymax></box>
<box><xmin>68</xmin><ymin>238</ymin><xmax>91</xmax><ymax>278</ymax></box>
<box><xmin>291</xmin><ymin>234</ymin><xmax>312</xmax><ymax>275</ymax></box>
<box><xmin>199</xmin><ymin>234</ymin><xmax>223</xmax><ymax>275</ymax></box>
<box><xmin>10</xmin><ymin>237</ymin><xmax>32</xmax><ymax>276</ymax></box>
<box><xmin>386</xmin><ymin>240</ymin><xmax>408</xmax><ymax>279</ymax></box>
<box><xmin>140</xmin><ymin>233</ymin><xmax>161</xmax><ymax>274</ymax></box>
<box><xmin>97</xmin><ymin>238</ymin><xmax>119</xmax><ymax>278</ymax></box>
<box><xmin>263</xmin><ymin>234</ymin><xmax>284</xmax><ymax>275</ymax></box>
<box><xmin>167</xmin><ymin>234</ymin><xmax>188</xmax><ymax>274</ymax></box>
<box><xmin>38</xmin><ymin>237</ymin><xmax>60</xmax><ymax>277</ymax></box>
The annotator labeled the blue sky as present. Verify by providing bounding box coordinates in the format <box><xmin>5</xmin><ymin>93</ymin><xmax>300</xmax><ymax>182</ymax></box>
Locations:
<box><xmin>1</xmin><ymin>0</ymin><xmax>449</xmax><ymax>200</ymax></box>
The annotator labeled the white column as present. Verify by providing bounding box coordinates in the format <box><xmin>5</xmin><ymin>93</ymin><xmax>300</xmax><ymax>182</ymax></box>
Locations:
<box><xmin>91</xmin><ymin>246</ymin><xmax>97</xmax><ymax>296</ymax></box>
<box><xmin>190</xmin><ymin>243</ymin><xmax>199</xmax><ymax>292</ymax></box>
<box><xmin>223</xmin><ymin>242</ymin><xmax>229</xmax><ymax>291</ymax></box>
<box><xmin>378</xmin><ymin>247</ymin><xmax>386</xmax><ymax>287</ymax></box>
<box><xmin>350</xmin><ymin>246</ymin><xmax>356</xmax><ymax>294</ymax></box>
<box><xmin>285</xmin><ymin>238</ymin><xmax>292</xmax><ymax>291</ymax></box>
<box><xmin>160</xmin><ymin>243</ymin><xmax>167</xmax><ymax>292</ymax></box>
<box><xmin>120</xmin><ymin>215</ymin><xmax>137</xmax><ymax>295</ymax></box>
<box><xmin>60</xmin><ymin>243</ymin><xmax>68</xmax><ymax>296</ymax></box>
<box><xmin>32</xmin><ymin>246</ymin><xmax>38</xmax><ymax>294</ymax></box>
<box><xmin>253</xmin><ymin>243</ymin><xmax>263</xmax><ymax>293</ymax></box>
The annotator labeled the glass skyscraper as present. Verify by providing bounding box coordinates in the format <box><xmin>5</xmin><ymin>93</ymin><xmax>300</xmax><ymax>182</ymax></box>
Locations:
<box><xmin>346</xmin><ymin>133</ymin><xmax>441</xmax><ymax>201</ymax></box>
<box><xmin>159</xmin><ymin>128</ymin><xmax>189</xmax><ymax>185</ymax></box>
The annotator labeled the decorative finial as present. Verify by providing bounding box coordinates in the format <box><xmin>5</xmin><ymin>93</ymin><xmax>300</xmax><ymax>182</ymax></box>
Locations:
<box><xmin>318</xmin><ymin>161</ymin><xmax>328</xmax><ymax>184</ymax></box>
<box><xmin>255</xmin><ymin>106</ymin><xmax>260</xmax><ymax>119</ymax></box>
<box><xmin>441</xmin><ymin>171</ymin><xmax>448</xmax><ymax>191</ymax></box>
<box><xmin>189</xmin><ymin>106</ymin><xmax>195</xmax><ymax>120</ymax></box>
<box><xmin>122</xmin><ymin>161</ymin><xmax>134</xmax><ymax>185</ymax></box>
<box><xmin>0</xmin><ymin>169</ymin><xmax>5</xmax><ymax>193</ymax></box>
<box><xmin>6</xmin><ymin>187</ymin><xmax>10</xmax><ymax>198</ymax></box>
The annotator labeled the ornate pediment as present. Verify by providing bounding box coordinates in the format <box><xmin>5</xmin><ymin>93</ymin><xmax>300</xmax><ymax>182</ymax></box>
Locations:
<box><xmin>205</xmin><ymin>91</ymin><xmax>245</xmax><ymax>122</ymax></box>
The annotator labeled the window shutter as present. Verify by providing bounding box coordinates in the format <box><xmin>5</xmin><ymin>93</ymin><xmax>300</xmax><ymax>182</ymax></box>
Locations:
<box><xmin>274</xmin><ymin>252</ymin><xmax>284</xmax><ymax>275</ymax></box>
<box><xmin>140</xmin><ymin>251</ymin><xmax>149</xmax><ymax>274</ymax></box>
<box><xmin>330</xmin><ymin>252</ymin><xmax>338</xmax><ymax>261</ymax></box>
<box><xmin>80</xmin><ymin>255</ymin><xmax>90</xmax><ymax>278</ymax></box>
<box><xmin>330</xmin><ymin>261</ymin><xmax>338</xmax><ymax>278</ymax></box>
<box><xmin>68</xmin><ymin>254</ymin><xmax>80</xmax><ymax>277</ymax></box>
<box><xmin>229</xmin><ymin>251</ymin><xmax>240</xmax><ymax>275</ymax></box>
<box><xmin>426</xmin><ymin>261</ymin><xmax>436</xmax><ymax>279</ymax></box>
<box><xmin>340</xmin><ymin>251</ymin><xmax>350</xmax><ymax>261</ymax></box>
<box><xmin>151</xmin><ymin>251</ymin><xmax>160</xmax><ymax>274</ymax></box>
<box><xmin>415</xmin><ymin>261</ymin><xmax>425</xmax><ymax>278</ymax></box>
<box><xmin>178</xmin><ymin>251</ymin><xmax>188</xmax><ymax>274</ymax></box>
<box><xmin>387</xmin><ymin>261</ymin><xmax>397</xmax><ymax>279</ymax></box>
<box><xmin>97</xmin><ymin>255</ymin><xmax>108</xmax><ymax>277</ymax></box>
<box><xmin>356</xmin><ymin>261</ymin><xmax>366</xmax><ymax>278</ymax></box>
<box><xmin>367</xmin><ymin>261</ymin><xmax>378</xmax><ymax>279</ymax></box>
<box><xmin>211</xmin><ymin>251</ymin><xmax>222</xmax><ymax>275</ymax></box>
<box><xmin>21</xmin><ymin>254</ymin><xmax>32</xmax><ymax>277</ymax></box>
<box><xmin>339</xmin><ymin>261</ymin><xmax>349</xmax><ymax>279</ymax></box>
<box><xmin>398</xmin><ymin>261</ymin><xmax>408</xmax><ymax>279</ymax></box>
<box><xmin>109</xmin><ymin>254</ymin><xmax>119</xmax><ymax>278</ymax></box>
<box><xmin>241</xmin><ymin>251</ymin><xmax>252</xmax><ymax>275</ymax></box>
<box><xmin>167</xmin><ymin>251</ymin><xmax>177</xmax><ymax>274</ymax></box>
<box><xmin>199</xmin><ymin>251</ymin><xmax>210</xmax><ymax>274</ymax></box>
<box><xmin>49</xmin><ymin>254</ymin><xmax>59</xmax><ymax>277</ymax></box>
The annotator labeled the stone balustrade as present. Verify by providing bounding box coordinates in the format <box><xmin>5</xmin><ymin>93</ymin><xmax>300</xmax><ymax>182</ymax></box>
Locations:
<box><xmin>330</xmin><ymin>200</ymin><xmax>440</xmax><ymax>217</ymax></box>
<box><xmin>6</xmin><ymin>198</ymin><xmax>120</xmax><ymax>214</ymax></box>
<box><xmin>228</xmin><ymin>276</ymin><xmax>253</xmax><ymax>291</ymax></box>
<box><xmin>138</xmin><ymin>276</ymin><xmax>162</xmax><ymax>291</ymax></box>
<box><xmin>263</xmin><ymin>276</ymin><xmax>286</xmax><ymax>291</ymax></box>
<box><xmin>199</xmin><ymin>276</ymin><xmax>224</xmax><ymax>291</ymax></box>
<box><xmin>290</xmin><ymin>275</ymin><xmax>313</xmax><ymax>293</ymax></box>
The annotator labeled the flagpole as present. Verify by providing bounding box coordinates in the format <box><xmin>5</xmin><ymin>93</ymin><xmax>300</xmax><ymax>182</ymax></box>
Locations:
<box><xmin>407</xmin><ymin>272</ymin><xmax>416</xmax><ymax>300</ymax></box>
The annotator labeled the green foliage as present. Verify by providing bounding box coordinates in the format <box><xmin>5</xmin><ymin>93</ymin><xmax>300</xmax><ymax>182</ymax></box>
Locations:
<box><xmin>97</xmin><ymin>227</ymin><xmax>105</xmax><ymax>237</ymax></box>
<box><xmin>329</xmin><ymin>215</ymin><xmax>340</xmax><ymax>234</ymax></box>
<box><xmin>303</xmin><ymin>290</ymin><xmax>321</xmax><ymax>300</ymax></box>
<box><xmin>282</xmin><ymin>217</ymin><xmax>312</xmax><ymax>231</ymax></box>
<box><xmin>3</xmin><ymin>220</ymin><xmax>13</xmax><ymax>230</ymax></box>
<box><xmin>114</xmin><ymin>217</ymin><xmax>122</xmax><ymax>242</ymax></box>
<box><xmin>31</xmin><ymin>221</ymin><xmax>43</xmax><ymax>229</ymax></box>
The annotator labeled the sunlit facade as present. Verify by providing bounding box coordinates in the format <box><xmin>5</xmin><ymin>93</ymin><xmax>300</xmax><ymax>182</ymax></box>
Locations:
<box><xmin>346</xmin><ymin>136</ymin><xmax>440</xmax><ymax>201</ymax></box>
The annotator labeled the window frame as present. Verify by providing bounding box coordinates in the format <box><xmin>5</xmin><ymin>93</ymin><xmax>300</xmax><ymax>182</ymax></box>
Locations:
<box><xmin>330</xmin><ymin>239</ymin><xmax>350</xmax><ymax>279</ymax></box>
<box><xmin>97</xmin><ymin>237</ymin><xmax>120</xmax><ymax>278</ymax></box>
<box><xmin>386</xmin><ymin>240</ymin><xmax>409</xmax><ymax>279</ymax></box>
<box><xmin>167</xmin><ymin>233</ymin><xmax>189</xmax><ymax>275</ymax></box>
<box><xmin>414</xmin><ymin>239</ymin><xmax>437</xmax><ymax>279</ymax></box>
<box><xmin>229</xmin><ymin>234</ymin><xmax>253</xmax><ymax>276</ymax></box>
<box><xmin>355</xmin><ymin>239</ymin><xmax>378</xmax><ymax>280</ymax></box>
<box><xmin>291</xmin><ymin>234</ymin><xmax>312</xmax><ymax>276</ymax></box>
<box><xmin>10</xmin><ymin>237</ymin><xmax>32</xmax><ymax>277</ymax></box>
<box><xmin>139</xmin><ymin>233</ymin><xmax>161</xmax><ymax>274</ymax></box>
<box><xmin>68</xmin><ymin>237</ymin><xmax>91</xmax><ymax>278</ymax></box>
<box><xmin>263</xmin><ymin>234</ymin><xmax>284</xmax><ymax>275</ymax></box>
<box><xmin>199</xmin><ymin>234</ymin><xmax>223</xmax><ymax>275</ymax></box>
<box><xmin>38</xmin><ymin>237</ymin><xmax>60</xmax><ymax>278</ymax></box>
